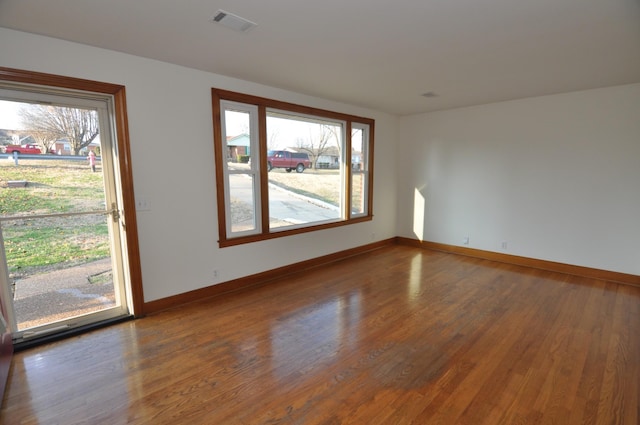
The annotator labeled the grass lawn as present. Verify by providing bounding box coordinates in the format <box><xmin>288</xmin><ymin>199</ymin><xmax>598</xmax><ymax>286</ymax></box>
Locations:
<box><xmin>267</xmin><ymin>168</ymin><xmax>342</xmax><ymax>206</ymax></box>
<box><xmin>258</xmin><ymin>166</ymin><xmax>365</xmax><ymax>211</ymax></box>
<box><xmin>0</xmin><ymin>158</ymin><xmax>109</xmax><ymax>277</ymax></box>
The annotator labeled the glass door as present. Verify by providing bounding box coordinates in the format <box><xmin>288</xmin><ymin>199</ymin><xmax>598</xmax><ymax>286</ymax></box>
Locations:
<box><xmin>0</xmin><ymin>88</ymin><xmax>131</xmax><ymax>343</ymax></box>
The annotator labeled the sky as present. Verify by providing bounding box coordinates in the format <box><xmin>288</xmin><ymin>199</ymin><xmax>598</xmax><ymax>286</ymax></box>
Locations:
<box><xmin>0</xmin><ymin>100</ymin><xmax>105</xmax><ymax>147</ymax></box>
<box><xmin>0</xmin><ymin>100</ymin><xmax>24</xmax><ymax>130</ymax></box>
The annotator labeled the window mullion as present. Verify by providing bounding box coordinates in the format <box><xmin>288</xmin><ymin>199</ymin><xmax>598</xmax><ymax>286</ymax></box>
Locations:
<box><xmin>258</xmin><ymin>105</ymin><xmax>270</xmax><ymax>234</ymax></box>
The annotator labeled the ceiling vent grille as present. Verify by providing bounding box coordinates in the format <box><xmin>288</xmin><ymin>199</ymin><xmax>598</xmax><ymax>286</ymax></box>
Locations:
<box><xmin>210</xmin><ymin>10</ymin><xmax>257</xmax><ymax>32</ymax></box>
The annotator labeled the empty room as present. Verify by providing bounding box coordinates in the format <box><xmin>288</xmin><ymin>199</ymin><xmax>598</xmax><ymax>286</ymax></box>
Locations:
<box><xmin>0</xmin><ymin>1</ymin><xmax>639</xmax><ymax>424</ymax></box>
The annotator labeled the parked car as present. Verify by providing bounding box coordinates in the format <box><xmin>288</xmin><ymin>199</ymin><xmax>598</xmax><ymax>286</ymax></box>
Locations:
<box><xmin>2</xmin><ymin>144</ymin><xmax>42</xmax><ymax>155</ymax></box>
<box><xmin>266</xmin><ymin>150</ymin><xmax>311</xmax><ymax>173</ymax></box>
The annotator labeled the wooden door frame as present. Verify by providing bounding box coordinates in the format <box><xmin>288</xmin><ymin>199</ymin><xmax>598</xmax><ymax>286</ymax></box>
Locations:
<box><xmin>0</xmin><ymin>66</ymin><xmax>145</xmax><ymax>317</ymax></box>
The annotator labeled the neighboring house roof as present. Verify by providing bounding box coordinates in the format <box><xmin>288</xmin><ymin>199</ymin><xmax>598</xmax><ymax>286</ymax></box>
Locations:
<box><xmin>227</xmin><ymin>134</ymin><xmax>250</xmax><ymax>147</ymax></box>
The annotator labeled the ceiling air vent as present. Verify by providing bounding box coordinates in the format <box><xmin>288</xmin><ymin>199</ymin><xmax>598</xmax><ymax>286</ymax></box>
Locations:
<box><xmin>210</xmin><ymin>10</ymin><xmax>257</xmax><ymax>32</ymax></box>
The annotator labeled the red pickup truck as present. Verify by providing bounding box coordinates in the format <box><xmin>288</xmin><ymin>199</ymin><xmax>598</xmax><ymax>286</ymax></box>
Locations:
<box><xmin>266</xmin><ymin>150</ymin><xmax>311</xmax><ymax>173</ymax></box>
<box><xmin>3</xmin><ymin>144</ymin><xmax>42</xmax><ymax>155</ymax></box>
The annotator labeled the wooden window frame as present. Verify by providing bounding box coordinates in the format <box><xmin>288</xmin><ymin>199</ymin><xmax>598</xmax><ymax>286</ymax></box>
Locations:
<box><xmin>212</xmin><ymin>88</ymin><xmax>375</xmax><ymax>247</ymax></box>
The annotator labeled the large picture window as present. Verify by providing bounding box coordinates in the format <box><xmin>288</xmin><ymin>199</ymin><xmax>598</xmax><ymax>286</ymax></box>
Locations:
<box><xmin>212</xmin><ymin>89</ymin><xmax>374</xmax><ymax>247</ymax></box>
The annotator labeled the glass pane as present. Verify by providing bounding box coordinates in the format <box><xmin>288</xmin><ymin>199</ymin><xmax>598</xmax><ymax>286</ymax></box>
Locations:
<box><xmin>266</xmin><ymin>112</ymin><xmax>342</xmax><ymax>229</ymax></box>
<box><xmin>224</xmin><ymin>109</ymin><xmax>251</xmax><ymax>163</ymax></box>
<box><xmin>0</xmin><ymin>90</ymin><xmax>131</xmax><ymax>340</ymax></box>
<box><xmin>228</xmin><ymin>173</ymin><xmax>258</xmax><ymax>233</ymax></box>
<box><xmin>0</xmin><ymin>101</ymin><xmax>104</xmax><ymax>217</ymax></box>
<box><xmin>3</xmin><ymin>214</ymin><xmax>114</xmax><ymax>331</ymax></box>
<box><xmin>351</xmin><ymin>127</ymin><xmax>365</xmax><ymax>172</ymax></box>
<box><xmin>351</xmin><ymin>173</ymin><xmax>366</xmax><ymax>215</ymax></box>
<box><xmin>350</xmin><ymin>126</ymin><xmax>368</xmax><ymax>216</ymax></box>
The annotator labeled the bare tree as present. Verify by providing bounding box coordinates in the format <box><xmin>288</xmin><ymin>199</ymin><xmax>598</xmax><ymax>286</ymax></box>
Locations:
<box><xmin>267</xmin><ymin>127</ymin><xmax>280</xmax><ymax>151</ymax></box>
<box><xmin>19</xmin><ymin>105</ymin><xmax>99</xmax><ymax>155</ymax></box>
<box><xmin>296</xmin><ymin>124</ymin><xmax>339</xmax><ymax>168</ymax></box>
<box><xmin>29</xmin><ymin>130</ymin><xmax>58</xmax><ymax>154</ymax></box>
<box><xmin>18</xmin><ymin>106</ymin><xmax>61</xmax><ymax>153</ymax></box>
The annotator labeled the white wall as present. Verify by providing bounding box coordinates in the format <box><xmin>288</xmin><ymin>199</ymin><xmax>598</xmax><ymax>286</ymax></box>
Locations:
<box><xmin>398</xmin><ymin>84</ymin><xmax>640</xmax><ymax>275</ymax></box>
<box><xmin>0</xmin><ymin>28</ymin><xmax>398</xmax><ymax>302</ymax></box>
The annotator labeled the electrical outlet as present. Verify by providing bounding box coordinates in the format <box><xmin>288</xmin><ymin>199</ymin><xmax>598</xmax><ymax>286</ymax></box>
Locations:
<box><xmin>463</xmin><ymin>236</ymin><xmax>470</xmax><ymax>245</ymax></box>
<box><xmin>501</xmin><ymin>241</ymin><xmax>508</xmax><ymax>250</ymax></box>
<box><xmin>136</xmin><ymin>198</ymin><xmax>150</xmax><ymax>211</ymax></box>
<box><xmin>213</xmin><ymin>269</ymin><xmax>219</xmax><ymax>279</ymax></box>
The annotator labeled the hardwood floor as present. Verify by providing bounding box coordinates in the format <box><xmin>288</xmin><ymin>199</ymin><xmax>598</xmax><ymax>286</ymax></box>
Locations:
<box><xmin>1</xmin><ymin>245</ymin><xmax>639</xmax><ymax>424</ymax></box>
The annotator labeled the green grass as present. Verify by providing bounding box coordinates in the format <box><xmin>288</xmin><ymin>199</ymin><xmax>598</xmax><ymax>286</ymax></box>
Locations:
<box><xmin>0</xmin><ymin>189</ymin><xmax>69</xmax><ymax>215</ymax></box>
<box><xmin>0</xmin><ymin>159</ymin><xmax>109</xmax><ymax>276</ymax></box>
<box><xmin>4</xmin><ymin>222</ymin><xmax>109</xmax><ymax>271</ymax></box>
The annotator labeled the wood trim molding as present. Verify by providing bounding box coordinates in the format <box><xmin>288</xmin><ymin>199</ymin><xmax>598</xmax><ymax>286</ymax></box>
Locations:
<box><xmin>396</xmin><ymin>237</ymin><xmax>640</xmax><ymax>287</ymax></box>
<box><xmin>111</xmin><ymin>87</ymin><xmax>145</xmax><ymax>317</ymax></box>
<box><xmin>0</xmin><ymin>66</ymin><xmax>145</xmax><ymax>317</ymax></box>
<box><xmin>0</xmin><ymin>67</ymin><xmax>124</xmax><ymax>93</ymax></box>
<box><xmin>143</xmin><ymin>238</ymin><xmax>396</xmax><ymax>315</ymax></box>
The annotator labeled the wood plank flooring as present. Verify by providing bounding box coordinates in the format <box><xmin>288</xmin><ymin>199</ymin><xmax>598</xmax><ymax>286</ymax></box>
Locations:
<box><xmin>1</xmin><ymin>245</ymin><xmax>639</xmax><ymax>424</ymax></box>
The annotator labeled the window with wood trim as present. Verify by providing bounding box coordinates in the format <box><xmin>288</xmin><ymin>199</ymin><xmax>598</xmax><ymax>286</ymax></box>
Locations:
<box><xmin>212</xmin><ymin>88</ymin><xmax>374</xmax><ymax>247</ymax></box>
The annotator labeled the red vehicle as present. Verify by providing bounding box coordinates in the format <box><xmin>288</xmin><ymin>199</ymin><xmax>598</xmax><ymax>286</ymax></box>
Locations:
<box><xmin>3</xmin><ymin>144</ymin><xmax>42</xmax><ymax>155</ymax></box>
<box><xmin>266</xmin><ymin>150</ymin><xmax>311</xmax><ymax>173</ymax></box>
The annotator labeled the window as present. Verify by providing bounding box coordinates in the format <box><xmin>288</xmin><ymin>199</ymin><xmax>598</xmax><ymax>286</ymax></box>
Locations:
<box><xmin>212</xmin><ymin>89</ymin><xmax>374</xmax><ymax>247</ymax></box>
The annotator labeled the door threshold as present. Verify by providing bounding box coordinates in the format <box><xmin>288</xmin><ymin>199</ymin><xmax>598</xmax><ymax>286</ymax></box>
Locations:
<box><xmin>14</xmin><ymin>315</ymin><xmax>134</xmax><ymax>352</ymax></box>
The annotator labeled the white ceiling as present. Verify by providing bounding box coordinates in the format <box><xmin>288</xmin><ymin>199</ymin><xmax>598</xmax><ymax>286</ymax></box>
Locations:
<box><xmin>1</xmin><ymin>0</ymin><xmax>639</xmax><ymax>115</ymax></box>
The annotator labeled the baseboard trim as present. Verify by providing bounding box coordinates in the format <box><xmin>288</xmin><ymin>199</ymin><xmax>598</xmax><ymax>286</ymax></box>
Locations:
<box><xmin>143</xmin><ymin>236</ymin><xmax>639</xmax><ymax>315</ymax></box>
<box><xmin>143</xmin><ymin>238</ymin><xmax>396</xmax><ymax>315</ymax></box>
<box><xmin>396</xmin><ymin>237</ymin><xmax>640</xmax><ymax>287</ymax></box>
